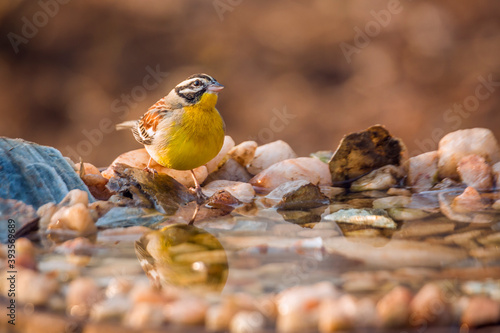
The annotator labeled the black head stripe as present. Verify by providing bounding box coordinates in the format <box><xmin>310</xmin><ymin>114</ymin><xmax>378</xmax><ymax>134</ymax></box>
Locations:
<box><xmin>186</xmin><ymin>73</ymin><xmax>215</xmax><ymax>82</ymax></box>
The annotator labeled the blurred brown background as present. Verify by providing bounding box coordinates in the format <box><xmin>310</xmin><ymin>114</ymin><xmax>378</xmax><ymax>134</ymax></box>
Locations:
<box><xmin>1</xmin><ymin>0</ymin><xmax>499</xmax><ymax>166</ymax></box>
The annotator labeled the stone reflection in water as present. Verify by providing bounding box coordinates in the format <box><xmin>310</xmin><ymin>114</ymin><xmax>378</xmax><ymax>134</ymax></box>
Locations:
<box><xmin>135</xmin><ymin>223</ymin><xmax>228</xmax><ymax>293</ymax></box>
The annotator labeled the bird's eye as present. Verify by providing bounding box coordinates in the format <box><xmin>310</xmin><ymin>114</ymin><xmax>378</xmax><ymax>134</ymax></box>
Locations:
<box><xmin>193</xmin><ymin>80</ymin><xmax>202</xmax><ymax>87</ymax></box>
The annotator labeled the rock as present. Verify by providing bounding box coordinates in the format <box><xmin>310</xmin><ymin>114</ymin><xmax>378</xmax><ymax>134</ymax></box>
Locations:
<box><xmin>48</xmin><ymin>202</ymin><xmax>97</xmax><ymax>236</ymax></box>
<box><xmin>319</xmin><ymin>295</ymin><xmax>379</xmax><ymax>332</ymax></box>
<box><xmin>393</xmin><ymin>220</ymin><xmax>455</xmax><ymax>238</ymax></box>
<box><xmin>457</xmin><ymin>154</ymin><xmax>493</xmax><ymax>191</ymax></box>
<box><xmin>206</xmin><ymin>303</ymin><xmax>238</xmax><ymax>332</ymax></box>
<box><xmin>204</xmin><ymin>158</ymin><xmax>253</xmax><ymax>183</ymax></box>
<box><xmin>387</xmin><ymin>187</ymin><xmax>412</xmax><ymax>196</ymax></box>
<box><xmin>203</xmin><ymin>180</ymin><xmax>256</xmax><ymax>203</ymax></box>
<box><xmin>324</xmin><ymin>209</ymin><xmax>397</xmax><ymax>229</ymax></box>
<box><xmin>376</xmin><ymin>286</ymin><xmax>412</xmax><ymax>328</ymax></box>
<box><xmin>0</xmin><ymin>137</ymin><xmax>94</xmax><ymax>209</ymax></box>
<box><xmin>461</xmin><ymin>296</ymin><xmax>500</xmax><ymax>327</ymax></box>
<box><xmin>107</xmin><ymin>164</ymin><xmax>195</xmax><ymax>215</ymax></box>
<box><xmin>230</xmin><ymin>311</ymin><xmax>265</xmax><ymax>333</ymax></box>
<box><xmin>66</xmin><ymin>277</ymin><xmax>102</xmax><ymax>318</ymax></box>
<box><xmin>0</xmin><ymin>198</ymin><xmax>38</xmax><ymax>243</ymax></box>
<box><xmin>15</xmin><ymin>237</ymin><xmax>37</xmax><ymax>270</ymax></box>
<box><xmin>318</xmin><ymin>295</ymin><xmax>357</xmax><ymax>332</ymax></box>
<box><xmin>407</xmin><ymin>151</ymin><xmax>439</xmax><ymax>192</ymax></box>
<box><xmin>102</xmin><ymin>148</ymin><xmax>208</xmax><ymax>188</ymax></box>
<box><xmin>164</xmin><ymin>297</ymin><xmax>209</xmax><ymax>325</ymax></box>
<box><xmin>493</xmin><ymin>162</ymin><xmax>500</xmax><ymax>189</ymax></box>
<box><xmin>410</xmin><ymin>283</ymin><xmax>453</xmax><ymax>326</ymax></box>
<box><xmin>228</xmin><ymin>141</ymin><xmax>258</xmax><ymax>166</ymax></box>
<box><xmin>90</xmin><ymin>296</ymin><xmax>132</xmax><ymax>322</ymax></box>
<box><xmin>95</xmin><ymin>207</ymin><xmax>166</xmax><ymax>228</ymax></box>
<box><xmin>319</xmin><ymin>186</ymin><xmax>345</xmax><ymax>199</ymax></box>
<box><xmin>387</xmin><ymin>207</ymin><xmax>432</xmax><ymax>221</ymax></box>
<box><xmin>276</xmin><ymin>282</ymin><xmax>339</xmax><ymax>332</ymax></box>
<box><xmin>206</xmin><ymin>136</ymin><xmax>236</xmax><ymax>173</ymax></box>
<box><xmin>329</xmin><ymin>125</ymin><xmax>406</xmax><ymax>184</ymax></box>
<box><xmin>438</xmin><ymin>128</ymin><xmax>500</xmax><ymax>180</ymax></box>
<box><xmin>247</xmin><ymin>140</ymin><xmax>297</xmax><ymax>175</ymax></box>
<box><xmin>372</xmin><ymin>196</ymin><xmax>412</xmax><ymax>209</ymax></box>
<box><xmin>76</xmin><ymin>162</ymin><xmax>112</xmax><ymax>200</ymax></box>
<box><xmin>324</xmin><ymin>237</ymin><xmax>467</xmax><ymax>268</ymax></box>
<box><xmin>350</xmin><ymin>165</ymin><xmax>405</xmax><ymax>192</ymax></box>
<box><xmin>265</xmin><ymin>180</ymin><xmax>329</xmax><ymax>210</ymax></box>
<box><xmin>124</xmin><ymin>303</ymin><xmax>164</xmax><ymax>329</ymax></box>
<box><xmin>250</xmin><ymin>157</ymin><xmax>332</xmax><ymax>192</ymax></box>
<box><xmin>439</xmin><ymin>188</ymin><xmax>494</xmax><ymax>223</ymax></box>
<box><xmin>12</xmin><ymin>268</ymin><xmax>59</xmax><ymax>305</ymax></box>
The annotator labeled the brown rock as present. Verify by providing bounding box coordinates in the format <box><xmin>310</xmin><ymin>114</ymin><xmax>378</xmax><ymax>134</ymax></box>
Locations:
<box><xmin>461</xmin><ymin>296</ymin><xmax>500</xmax><ymax>327</ymax></box>
<box><xmin>457</xmin><ymin>154</ymin><xmax>493</xmax><ymax>191</ymax></box>
<box><xmin>377</xmin><ymin>286</ymin><xmax>412</xmax><ymax>328</ymax></box>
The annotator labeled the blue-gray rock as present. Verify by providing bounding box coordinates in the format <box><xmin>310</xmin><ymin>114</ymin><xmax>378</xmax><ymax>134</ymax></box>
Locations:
<box><xmin>96</xmin><ymin>207</ymin><xmax>166</xmax><ymax>228</ymax></box>
<box><xmin>0</xmin><ymin>137</ymin><xmax>94</xmax><ymax>209</ymax></box>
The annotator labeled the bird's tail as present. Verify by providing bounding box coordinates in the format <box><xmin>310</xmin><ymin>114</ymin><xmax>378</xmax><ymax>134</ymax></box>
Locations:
<box><xmin>116</xmin><ymin>121</ymin><xmax>136</xmax><ymax>131</ymax></box>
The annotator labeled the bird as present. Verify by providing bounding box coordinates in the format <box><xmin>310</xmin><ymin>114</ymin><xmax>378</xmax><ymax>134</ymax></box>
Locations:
<box><xmin>117</xmin><ymin>74</ymin><xmax>226</xmax><ymax>200</ymax></box>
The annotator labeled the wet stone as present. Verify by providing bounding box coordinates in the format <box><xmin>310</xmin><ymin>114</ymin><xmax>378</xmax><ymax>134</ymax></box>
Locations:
<box><xmin>247</xmin><ymin>140</ymin><xmax>297</xmax><ymax>175</ymax></box>
<box><xmin>265</xmin><ymin>180</ymin><xmax>329</xmax><ymax>210</ymax></box>
<box><xmin>324</xmin><ymin>209</ymin><xmax>397</xmax><ymax>229</ymax></box>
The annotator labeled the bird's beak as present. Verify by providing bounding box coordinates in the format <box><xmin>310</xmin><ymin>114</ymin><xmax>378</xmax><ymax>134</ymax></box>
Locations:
<box><xmin>207</xmin><ymin>82</ymin><xmax>224</xmax><ymax>92</ymax></box>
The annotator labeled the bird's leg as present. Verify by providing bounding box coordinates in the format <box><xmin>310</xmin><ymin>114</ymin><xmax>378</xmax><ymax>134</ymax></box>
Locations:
<box><xmin>144</xmin><ymin>157</ymin><xmax>158</xmax><ymax>175</ymax></box>
<box><xmin>190</xmin><ymin>170</ymin><xmax>207</xmax><ymax>203</ymax></box>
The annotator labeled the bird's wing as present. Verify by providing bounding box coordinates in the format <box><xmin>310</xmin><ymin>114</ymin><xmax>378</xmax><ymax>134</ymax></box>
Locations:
<box><xmin>133</xmin><ymin>99</ymin><xmax>174</xmax><ymax>145</ymax></box>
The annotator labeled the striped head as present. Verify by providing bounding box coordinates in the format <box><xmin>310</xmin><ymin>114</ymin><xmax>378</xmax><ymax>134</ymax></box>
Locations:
<box><xmin>173</xmin><ymin>74</ymin><xmax>224</xmax><ymax>105</ymax></box>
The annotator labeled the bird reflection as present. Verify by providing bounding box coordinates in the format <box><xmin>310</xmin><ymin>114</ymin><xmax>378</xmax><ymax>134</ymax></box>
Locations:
<box><xmin>135</xmin><ymin>223</ymin><xmax>228</xmax><ymax>293</ymax></box>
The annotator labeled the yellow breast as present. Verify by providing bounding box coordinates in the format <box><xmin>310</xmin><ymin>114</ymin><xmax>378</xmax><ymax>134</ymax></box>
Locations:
<box><xmin>154</xmin><ymin>92</ymin><xmax>225</xmax><ymax>170</ymax></box>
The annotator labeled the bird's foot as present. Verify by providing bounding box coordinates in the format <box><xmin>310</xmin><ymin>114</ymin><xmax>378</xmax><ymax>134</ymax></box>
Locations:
<box><xmin>143</xmin><ymin>167</ymin><xmax>158</xmax><ymax>175</ymax></box>
<box><xmin>189</xmin><ymin>186</ymin><xmax>208</xmax><ymax>204</ymax></box>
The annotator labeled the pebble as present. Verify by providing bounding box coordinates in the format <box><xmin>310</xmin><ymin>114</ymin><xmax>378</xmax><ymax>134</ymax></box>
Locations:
<box><xmin>407</xmin><ymin>151</ymin><xmax>439</xmax><ymax>192</ymax></box>
<box><xmin>350</xmin><ymin>165</ymin><xmax>405</xmax><ymax>192</ymax></box>
<box><xmin>324</xmin><ymin>209</ymin><xmax>397</xmax><ymax>229</ymax></box>
<box><xmin>164</xmin><ymin>297</ymin><xmax>209</xmax><ymax>325</ymax></box>
<box><xmin>102</xmin><ymin>148</ymin><xmax>208</xmax><ymax>187</ymax></box>
<box><xmin>372</xmin><ymin>196</ymin><xmax>411</xmax><ymax>209</ymax></box>
<box><xmin>393</xmin><ymin>220</ymin><xmax>455</xmax><ymax>238</ymax></box>
<box><xmin>438</xmin><ymin>128</ymin><xmax>500</xmax><ymax>180</ymax></box>
<box><xmin>461</xmin><ymin>296</ymin><xmax>500</xmax><ymax>327</ymax></box>
<box><xmin>203</xmin><ymin>180</ymin><xmax>256</xmax><ymax>203</ymax></box>
<box><xmin>409</xmin><ymin>283</ymin><xmax>453</xmax><ymax>326</ymax></box>
<box><xmin>265</xmin><ymin>180</ymin><xmax>329</xmax><ymax>210</ymax></box>
<box><xmin>493</xmin><ymin>162</ymin><xmax>500</xmax><ymax>189</ymax></box>
<box><xmin>14</xmin><ymin>268</ymin><xmax>60</xmax><ymax>306</ymax></box>
<box><xmin>124</xmin><ymin>303</ymin><xmax>164</xmax><ymax>329</ymax></box>
<box><xmin>230</xmin><ymin>311</ymin><xmax>265</xmax><ymax>333</ymax></box>
<box><xmin>228</xmin><ymin>140</ymin><xmax>258</xmax><ymax>166</ymax></box>
<box><xmin>276</xmin><ymin>282</ymin><xmax>339</xmax><ymax>332</ymax></box>
<box><xmin>387</xmin><ymin>207</ymin><xmax>432</xmax><ymax>221</ymax></box>
<box><xmin>203</xmin><ymin>158</ymin><xmax>253</xmax><ymax>183</ymax></box>
<box><xmin>318</xmin><ymin>295</ymin><xmax>357</xmax><ymax>332</ymax></box>
<box><xmin>206</xmin><ymin>136</ymin><xmax>236</xmax><ymax>173</ymax></box>
<box><xmin>376</xmin><ymin>286</ymin><xmax>412</xmax><ymax>328</ymax></box>
<box><xmin>206</xmin><ymin>303</ymin><xmax>238</xmax><ymax>332</ymax></box>
<box><xmin>247</xmin><ymin>140</ymin><xmax>297</xmax><ymax>175</ymax></box>
<box><xmin>250</xmin><ymin>157</ymin><xmax>332</xmax><ymax>192</ymax></box>
<box><xmin>457</xmin><ymin>154</ymin><xmax>493</xmax><ymax>191</ymax></box>
<box><xmin>66</xmin><ymin>277</ymin><xmax>102</xmax><ymax>318</ymax></box>
<box><xmin>324</xmin><ymin>237</ymin><xmax>467</xmax><ymax>268</ymax></box>
<box><xmin>387</xmin><ymin>187</ymin><xmax>412</xmax><ymax>196</ymax></box>
<box><xmin>451</xmin><ymin>187</ymin><xmax>489</xmax><ymax>213</ymax></box>
<box><xmin>48</xmin><ymin>202</ymin><xmax>97</xmax><ymax>235</ymax></box>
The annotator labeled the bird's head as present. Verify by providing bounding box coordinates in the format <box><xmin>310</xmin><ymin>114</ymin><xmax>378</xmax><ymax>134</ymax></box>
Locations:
<box><xmin>174</xmin><ymin>73</ymin><xmax>224</xmax><ymax>106</ymax></box>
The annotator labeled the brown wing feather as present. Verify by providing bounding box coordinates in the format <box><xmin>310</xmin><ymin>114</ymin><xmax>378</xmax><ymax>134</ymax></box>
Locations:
<box><xmin>133</xmin><ymin>99</ymin><xmax>172</xmax><ymax>145</ymax></box>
